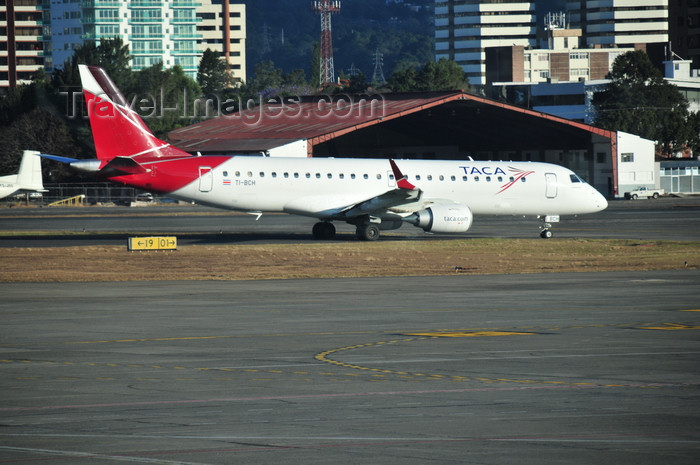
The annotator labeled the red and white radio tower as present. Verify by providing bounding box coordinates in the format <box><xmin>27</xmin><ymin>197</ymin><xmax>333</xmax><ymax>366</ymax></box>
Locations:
<box><xmin>312</xmin><ymin>1</ymin><xmax>341</xmax><ymax>86</ymax></box>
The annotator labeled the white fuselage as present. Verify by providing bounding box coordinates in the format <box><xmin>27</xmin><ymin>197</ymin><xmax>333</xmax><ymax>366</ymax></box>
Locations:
<box><xmin>167</xmin><ymin>157</ymin><xmax>607</xmax><ymax>219</ymax></box>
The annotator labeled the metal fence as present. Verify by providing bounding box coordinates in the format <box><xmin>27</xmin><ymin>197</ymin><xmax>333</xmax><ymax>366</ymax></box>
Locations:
<box><xmin>41</xmin><ymin>183</ymin><xmax>140</xmax><ymax>205</ymax></box>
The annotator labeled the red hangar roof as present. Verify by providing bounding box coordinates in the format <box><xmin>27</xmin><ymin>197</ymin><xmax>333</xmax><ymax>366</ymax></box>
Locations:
<box><xmin>167</xmin><ymin>90</ymin><xmax>615</xmax><ymax>158</ymax></box>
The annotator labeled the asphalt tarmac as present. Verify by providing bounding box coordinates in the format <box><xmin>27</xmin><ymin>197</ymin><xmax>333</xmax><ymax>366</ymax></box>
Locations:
<box><xmin>1</xmin><ymin>198</ymin><xmax>699</xmax><ymax>464</ymax></box>
<box><xmin>0</xmin><ymin>196</ymin><xmax>699</xmax><ymax>246</ymax></box>
<box><xmin>1</xmin><ymin>271</ymin><xmax>699</xmax><ymax>464</ymax></box>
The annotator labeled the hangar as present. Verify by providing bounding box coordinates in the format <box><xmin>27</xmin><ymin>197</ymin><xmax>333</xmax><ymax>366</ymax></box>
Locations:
<box><xmin>168</xmin><ymin>91</ymin><xmax>655</xmax><ymax>198</ymax></box>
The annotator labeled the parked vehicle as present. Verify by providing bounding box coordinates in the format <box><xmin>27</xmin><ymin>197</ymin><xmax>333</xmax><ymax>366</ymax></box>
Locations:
<box><xmin>135</xmin><ymin>192</ymin><xmax>154</xmax><ymax>202</ymax></box>
<box><xmin>624</xmin><ymin>187</ymin><xmax>664</xmax><ymax>200</ymax></box>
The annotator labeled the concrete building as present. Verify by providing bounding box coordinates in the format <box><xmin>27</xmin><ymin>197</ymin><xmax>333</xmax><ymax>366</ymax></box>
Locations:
<box><xmin>491</xmin><ymin>55</ymin><xmax>700</xmax><ymax>127</ymax></box>
<box><xmin>48</xmin><ymin>0</ymin><xmax>201</xmax><ymax>78</ymax></box>
<box><xmin>435</xmin><ymin>0</ymin><xmax>537</xmax><ymax>86</ymax></box>
<box><xmin>566</xmin><ymin>0</ymin><xmax>669</xmax><ymax>48</ymax></box>
<box><xmin>0</xmin><ymin>0</ymin><xmax>44</xmax><ymax>89</ymax></box>
<box><xmin>669</xmin><ymin>0</ymin><xmax>700</xmax><ymax>69</ymax></box>
<box><xmin>46</xmin><ymin>0</ymin><xmax>245</xmax><ymax>82</ymax></box>
<box><xmin>486</xmin><ymin>23</ymin><xmax>635</xmax><ymax>85</ymax></box>
<box><xmin>197</xmin><ymin>0</ymin><xmax>246</xmax><ymax>85</ymax></box>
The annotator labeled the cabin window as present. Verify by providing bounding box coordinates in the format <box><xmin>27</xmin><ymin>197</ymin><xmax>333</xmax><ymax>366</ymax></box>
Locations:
<box><xmin>284</xmin><ymin>172</ymin><xmax>289</xmax><ymax>178</ymax></box>
<box><xmin>462</xmin><ymin>176</ymin><xmax>468</xmax><ymax>181</ymax></box>
<box><xmin>327</xmin><ymin>173</ymin><xmax>332</xmax><ymax>179</ymax></box>
<box><xmin>294</xmin><ymin>173</ymin><xmax>299</xmax><ymax>178</ymax></box>
<box><xmin>235</xmin><ymin>171</ymin><xmax>240</xmax><ymax>177</ymax></box>
<box><xmin>316</xmin><ymin>173</ymin><xmax>321</xmax><ymax>179</ymax></box>
<box><xmin>521</xmin><ymin>177</ymin><xmax>527</xmax><ymax>182</ymax></box>
<box><xmin>376</xmin><ymin>173</ymin><xmax>382</xmax><ymax>180</ymax></box>
<box><xmin>351</xmin><ymin>173</ymin><xmax>356</xmax><ymax>179</ymax></box>
<box><xmin>509</xmin><ymin>176</ymin><xmax>514</xmax><ymax>182</ymax></box>
<box><xmin>486</xmin><ymin>176</ymin><xmax>491</xmax><ymax>182</ymax></box>
<box><xmin>389</xmin><ymin>174</ymin><xmax>395</xmax><ymax>180</ymax></box>
<box><xmin>259</xmin><ymin>172</ymin><xmax>265</xmax><ymax>178</ymax></box>
<box><xmin>451</xmin><ymin>175</ymin><xmax>456</xmax><ymax>181</ymax></box>
<box><xmin>439</xmin><ymin>175</ymin><xmax>444</xmax><ymax>181</ymax></box>
<box><xmin>415</xmin><ymin>175</ymin><xmax>421</xmax><ymax>181</ymax></box>
<box><xmin>223</xmin><ymin>171</ymin><xmax>228</xmax><ymax>177</ymax></box>
<box><xmin>305</xmin><ymin>173</ymin><xmax>310</xmax><ymax>178</ymax></box>
<box><xmin>427</xmin><ymin>175</ymin><xmax>433</xmax><ymax>181</ymax></box>
<box><xmin>339</xmin><ymin>173</ymin><xmax>344</xmax><ymax>179</ymax></box>
<box><xmin>363</xmin><ymin>174</ymin><xmax>369</xmax><ymax>179</ymax></box>
<box><xmin>474</xmin><ymin>176</ymin><xmax>480</xmax><ymax>182</ymax></box>
<box><xmin>247</xmin><ymin>171</ymin><xmax>252</xmax><ymax>177</ymax></box>
<box><xmin>497</xmin><ymin>176</ymin><xmax>503</xmax><ymax>182</ymax></box>
<box><xmin>271</xmin><ymin>172</ymin><xmax>277</xmax><ymax>178</ymax></box>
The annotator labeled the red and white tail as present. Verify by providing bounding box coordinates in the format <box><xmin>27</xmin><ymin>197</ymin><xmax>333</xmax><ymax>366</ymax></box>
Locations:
<box><xmin>79</xmin><ymin>65</ymin><xmax>190</xmax><ymax>163</ymax></box>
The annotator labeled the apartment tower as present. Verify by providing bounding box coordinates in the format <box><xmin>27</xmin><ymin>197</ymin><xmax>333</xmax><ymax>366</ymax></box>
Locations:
<box><xmin>566</xmin><ymin>0</ymin><xmax>669</xmax><ymax>48</ymax></box>
<box><xmin>435</xmin><ymin>0</ymin><xmax>537</xmax><ymax>86</ymax></box>
<box><xmin>0</xmin><ymin>0</ymin><xmax>44</xmax><ymax>88</ymax></box>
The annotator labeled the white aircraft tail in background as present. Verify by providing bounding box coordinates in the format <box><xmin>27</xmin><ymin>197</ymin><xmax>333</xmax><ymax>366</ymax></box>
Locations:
<box><xmin>0</xmin><ymin>150</ymin><xmax>46</xmax><ymax>200</ymax></box>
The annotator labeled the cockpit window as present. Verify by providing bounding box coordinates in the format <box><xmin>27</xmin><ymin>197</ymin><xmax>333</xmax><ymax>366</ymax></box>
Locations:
<box><xmin>570</xmin><ymin>174</ymin><xmax>584</xmax><ymax>183</ymax></box>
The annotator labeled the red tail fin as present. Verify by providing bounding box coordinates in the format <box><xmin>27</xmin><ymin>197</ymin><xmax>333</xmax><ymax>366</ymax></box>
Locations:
<box><xmin>78</xmin><ymin>65</ymin><xmax>190</xmax><ymax>162</ymax></box>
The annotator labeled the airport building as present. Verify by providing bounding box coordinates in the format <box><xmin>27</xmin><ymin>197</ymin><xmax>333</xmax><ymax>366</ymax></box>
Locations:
<box><xmin>168</xmin><ymin>91</ymin><xmax>658</xmax><ymax>198</ymax></box>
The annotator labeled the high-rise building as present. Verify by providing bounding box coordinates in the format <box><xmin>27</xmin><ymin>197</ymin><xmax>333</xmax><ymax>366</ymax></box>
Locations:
<box><xmin>435</xmin><ymin>0</ymin><xmax>537</xmax><ymax>86</ymax></box>
<box><xmin>197</xmin><ymin>0</ymin><xmax>246</xmax><ymax>85</ymax></box>
<box><xmin>566</xmin><ymin>0</ymin><xmax>669</xmax><ymax>49</ymax></box>
<box><xmin>47</xmin><ymin>0</ymin><xmax>234</xmax><ymax>80</ymax></box>
<box><xmin>0</xmin><ymin>0</ymin><xmax>45</xmax><ymax>89</ymax></box>
<box><xmin>669</xmin><ymin>0</ymin><xmax>700</xmax><ymax>69</ymax></box>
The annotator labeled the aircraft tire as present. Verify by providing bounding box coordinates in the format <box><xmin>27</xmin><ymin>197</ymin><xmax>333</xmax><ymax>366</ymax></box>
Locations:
<box><xmin>540</xmin><ymin>229</ymin><xmax>553</xmax><ymax>239</ymax></box>
<box><xmin>312</xmin><ymin>222</ymin><xmax>336</xmax><ymax>240</ymax></box>
<box><xmin>356</xmin><ymin>224</ymin><xmax>380</xmax><ymax>241</ymax></box>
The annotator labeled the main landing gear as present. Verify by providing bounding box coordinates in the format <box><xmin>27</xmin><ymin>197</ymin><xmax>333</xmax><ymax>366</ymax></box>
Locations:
<box><xmin>311</xmin><ymin>219</ymin><xmax>383</xmax><ymax>241</ymax></box>
<box><xmin>538</xmin><ymin>215</ymin><xmax>559</xmax><ymax>239</ymax></box>
<box><xmin>312</xmin><ymin>221</ymin><xmax>336</xmax><ymax>240</ymax></box>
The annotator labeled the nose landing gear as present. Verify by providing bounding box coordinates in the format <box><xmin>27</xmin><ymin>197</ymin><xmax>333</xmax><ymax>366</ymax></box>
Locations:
<box><xmin>539</xmin><ymin>215</ymin><xmax>559</xmax><ymax>239</ymax></box>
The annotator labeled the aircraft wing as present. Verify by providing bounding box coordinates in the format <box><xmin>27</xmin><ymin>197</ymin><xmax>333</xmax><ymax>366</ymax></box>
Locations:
<box><xmin>339</xmin><ymin>159</ymin><xmax>420</xmax><ymax>218</ymax></box>
<box><xmin>282</xmin><ymin>160</ymin><xmax>421</xmax><ymax>219</ymax></box>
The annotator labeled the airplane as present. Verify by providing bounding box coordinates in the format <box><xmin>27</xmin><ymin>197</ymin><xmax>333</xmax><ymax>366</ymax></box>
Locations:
<box><xmin>0</xmin><ymin>150</ymin><xmax>47</xmax><ymax>200</ymax></box>
<box><xmin>43</xmin><ymin>64</ymin><xmax>607</xmax><ymax>240</ymax></box>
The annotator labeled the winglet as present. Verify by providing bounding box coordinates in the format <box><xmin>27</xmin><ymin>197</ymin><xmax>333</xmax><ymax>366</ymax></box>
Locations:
<box><xmin>389</xmin><ymin>159</ymin><xmax>416</xmax><ymax>190</ymax></box>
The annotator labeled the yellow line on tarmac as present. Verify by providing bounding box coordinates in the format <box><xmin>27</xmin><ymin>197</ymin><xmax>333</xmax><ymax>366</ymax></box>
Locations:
<box><xmin>642</xmin><ymin>323</ymin><xmax>700</xmax><ymax>330</ymax></box>
<box><xmin>404</xmin><ymin>331</ymin><xmax>536</xmax><ymax>337</ymax></box>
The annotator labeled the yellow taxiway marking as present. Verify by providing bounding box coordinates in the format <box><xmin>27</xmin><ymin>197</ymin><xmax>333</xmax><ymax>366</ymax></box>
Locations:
<box><xmin>404</xmin><ymin>331</ymin><xmax>535</xmax><ymax>338</ymax></box>
<box><xmin>642</xmin><ymin>323</ymin><xmax>700</xmax><ymax>330</ymax></box>
<box><xmin>680</xmin><ymin>309</ymin><xmax>700</xmax><ymax>312</ymax></box>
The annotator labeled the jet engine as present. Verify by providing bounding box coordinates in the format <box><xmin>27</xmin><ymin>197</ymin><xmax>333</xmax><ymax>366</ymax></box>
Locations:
<box><xmin>404</xmin><ymin>203</ymin><xmax>473</xmax><ymax>233</ymax></box>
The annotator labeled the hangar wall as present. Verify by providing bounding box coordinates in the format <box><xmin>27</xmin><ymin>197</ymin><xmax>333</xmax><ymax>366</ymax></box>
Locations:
<box><xmin>616</xmin><ymin>132</ymin><xmax>658</xmax><ymax>197</ymax></box>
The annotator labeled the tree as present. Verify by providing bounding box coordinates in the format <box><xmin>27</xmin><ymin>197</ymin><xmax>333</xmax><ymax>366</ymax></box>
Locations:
<box><xmin>387</xmin><ymin>58</ymin><xmax>469</xmax><ymax>92</ymax></box>
<box><xmin>197</xmin><ymin>48</ymin><xmax>230</xmax><ymax>95</ymax></box>
<box><xmin>52</xmin><ymin>37</ymin><xmax>132</xmax><ymax>91</ymax></box>
<box><xmin>129</xmin><ymin>63</ymin><xmax>202</xmax><ymax>138</ymax></box>
<box><xmin>0</xmin><ymin>109</ymin><xmax>83</xmax><ymax>181</ymax></box>
<box><xmin>248</xmin><ymin>60</ymin><xmax>284</xmax><ymax>95</ymax></box>
<box><xmin>592</xmin><ymin>50</ymin><xmax>695</xmax><ymax>156</ymax></box>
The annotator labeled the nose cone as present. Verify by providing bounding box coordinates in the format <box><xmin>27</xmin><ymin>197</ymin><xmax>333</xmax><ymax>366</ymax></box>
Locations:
<box><xmin>591</xmin><ymin>188</ymin><xmax>608</xmax><ymax>212</ymax></box>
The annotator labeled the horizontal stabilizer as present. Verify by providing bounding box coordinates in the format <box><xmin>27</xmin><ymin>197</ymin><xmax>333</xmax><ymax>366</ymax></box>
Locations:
<box><xmin>100</xmin><ymin>157</ymin><xmax>149</xmax><ymax>177</ymax></box>
<box><xmin>40</xmin><ymin>154</ymin><xmax>78</xmax><ymax>164</ymax></box>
